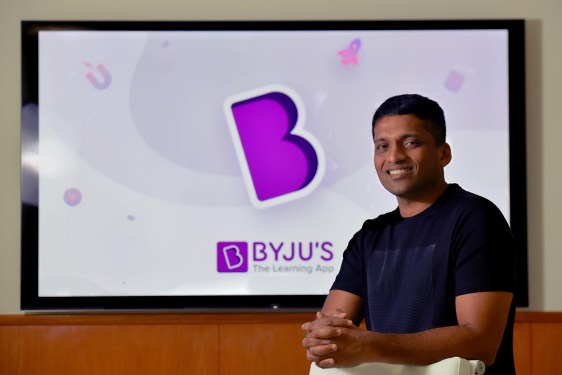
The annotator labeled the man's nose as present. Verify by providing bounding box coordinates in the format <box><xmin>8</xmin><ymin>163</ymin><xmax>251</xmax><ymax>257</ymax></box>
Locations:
<box><xmin>387</xmin><ymin>145</ymin><xmax>406</xmax><ymax>163</ymax></box>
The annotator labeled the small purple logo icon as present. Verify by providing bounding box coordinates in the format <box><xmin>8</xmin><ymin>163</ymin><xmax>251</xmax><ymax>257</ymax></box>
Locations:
<box><xmin>217</xmin><ymin>242</ymin><xmax>248</xmax><ymax>273</ymax></box>
<box><xmin>224</xmin><ymin>85</ymin><xmax>325</xmax><ymax>209</ymax></box>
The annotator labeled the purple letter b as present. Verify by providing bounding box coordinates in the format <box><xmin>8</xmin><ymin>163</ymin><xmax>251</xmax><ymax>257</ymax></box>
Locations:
<box><xmin>224</xmin><ymin>86</ymin><xmax>324</xmax><ymax>208</ymax></box>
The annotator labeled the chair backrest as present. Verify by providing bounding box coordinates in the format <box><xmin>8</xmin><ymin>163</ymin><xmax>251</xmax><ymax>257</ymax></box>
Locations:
<box><xmin>309</xmin><ymin>357</ymin><xmax>485</xmax><ymax>375</ymax></box>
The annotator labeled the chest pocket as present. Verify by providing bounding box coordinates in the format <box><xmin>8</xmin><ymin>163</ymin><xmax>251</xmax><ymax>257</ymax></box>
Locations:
<box><xmin>367</xmin><ymin>245</ymin><xmax>435</xmax><ymax>333</ymax></box>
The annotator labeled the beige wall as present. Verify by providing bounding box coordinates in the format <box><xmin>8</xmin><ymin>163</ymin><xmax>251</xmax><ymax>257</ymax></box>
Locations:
<box><xmin>1</xmin><ymin>0</ymin><xmax>561</xmax><ymax>314</ymax></box>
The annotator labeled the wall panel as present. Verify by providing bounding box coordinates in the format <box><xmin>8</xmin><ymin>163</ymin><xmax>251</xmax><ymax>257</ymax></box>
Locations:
<box><xmin>530</xmin><ymin>322</ymin><xmax>562</xmax><ymax>374</ymax></box>
<box><xmin>220</xmin><ymin>323</ymin><xmax>310</xmax><ymax>375</ymax></box>
<box><xmin>512</xmin><ymin>322</ymin><xmax>531</xmax><ymax>375</ymax></box>
<box><xmin>0</xmin><ymin>320</ymin><xmax>219</xmax><ymax>375</ymax></box>
<box><xmin>1</xmin><ymin>312</ymin><xmax>560</xmax><ymax>375</ymax></box>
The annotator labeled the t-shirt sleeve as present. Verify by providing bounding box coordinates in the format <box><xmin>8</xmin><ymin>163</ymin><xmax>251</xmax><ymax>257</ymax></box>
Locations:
<box><xmin>453</xmin><ymin>199</ymin><xmax>517</xmax><ymax>296</ymax></box>
<box><xmin>329</xmin><ymin>225</ymin><xmax>367</xmax><ymax>298</ymax></box>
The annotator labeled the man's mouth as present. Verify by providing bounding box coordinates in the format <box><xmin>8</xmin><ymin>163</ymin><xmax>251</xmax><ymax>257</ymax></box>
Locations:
<box><xmin>388</xmin><ymin>168</ymin><xmax>412</xmax><ymax>175</ymax></box>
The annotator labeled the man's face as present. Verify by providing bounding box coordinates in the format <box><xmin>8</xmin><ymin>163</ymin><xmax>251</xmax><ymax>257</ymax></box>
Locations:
<box><xmin>373</xmin><ymin>114</ymin><xmax>451</xmax><ymax>202</ymax></box>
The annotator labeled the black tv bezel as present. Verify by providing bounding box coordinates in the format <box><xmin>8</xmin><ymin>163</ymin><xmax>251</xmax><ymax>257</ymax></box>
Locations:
<box><xmin>21</xmin><ymin>19</ymin><xmax>528</xmax><ymax>311</ymax></box>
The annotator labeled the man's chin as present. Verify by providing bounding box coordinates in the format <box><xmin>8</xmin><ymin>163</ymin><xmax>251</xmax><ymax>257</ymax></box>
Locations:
<box><xmin>380</xmin><ymin>182</ymin><xmax>411</xmax><ymax>198</ymax></box>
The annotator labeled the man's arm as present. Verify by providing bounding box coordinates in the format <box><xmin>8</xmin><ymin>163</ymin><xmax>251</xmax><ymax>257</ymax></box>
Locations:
<box><xmin>321</xmin><ymin>289</ymin><xmax>364</xmax><ymax>325</ymax></box>
<box><xmin>303</xmin><ymin>291</ymin><xmax>512</xmax><ymax>369</ymax></box>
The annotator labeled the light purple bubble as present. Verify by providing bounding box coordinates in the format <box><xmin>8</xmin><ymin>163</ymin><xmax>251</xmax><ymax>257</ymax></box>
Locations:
<box><xmin>444</xmin><ymin>70</ymin><xmax>465</xmax><ymax>93</ymax></box>
<box><xmin>64</xmin><ymin>188</ymin><xmax>82</xmax><ymax>206</ymax></box>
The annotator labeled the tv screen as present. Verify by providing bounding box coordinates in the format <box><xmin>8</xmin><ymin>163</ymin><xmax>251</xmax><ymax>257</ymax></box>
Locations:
<box><xmin>21</xmin><ymin>20</ymin><xmax>527</xmax><ymax>310</ymax></box>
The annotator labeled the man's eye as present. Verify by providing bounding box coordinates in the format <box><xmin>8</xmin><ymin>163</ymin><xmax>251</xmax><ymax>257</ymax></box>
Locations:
<box><xmin>404</xmin><ymin>140</ymin><xmax>419</xmax><ymax>148</ymax></box>
<box><xmin>375</xmin><ymin>144</ymin><xmax>388</xmax><ymax>152</ymax></box>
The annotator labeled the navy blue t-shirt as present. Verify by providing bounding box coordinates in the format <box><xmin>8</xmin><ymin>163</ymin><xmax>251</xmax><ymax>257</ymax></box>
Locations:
<box><xmin>331</xmin><ymin>184</ymin><xmax>516</xmax><ymax>374</ymax></box>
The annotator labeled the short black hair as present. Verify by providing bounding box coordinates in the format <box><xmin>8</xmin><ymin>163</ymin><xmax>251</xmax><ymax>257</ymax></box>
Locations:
<box><xmin>372</xmin><ymin>94</ymin><xmax>446</xmax><ymax>145</ymax></box>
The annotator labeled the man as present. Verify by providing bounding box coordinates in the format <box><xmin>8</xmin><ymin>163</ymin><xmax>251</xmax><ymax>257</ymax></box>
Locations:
<box><xmin>302</xmin><ymin>94</ymin><xmax>516</xmax><ymax>374</ymax></box>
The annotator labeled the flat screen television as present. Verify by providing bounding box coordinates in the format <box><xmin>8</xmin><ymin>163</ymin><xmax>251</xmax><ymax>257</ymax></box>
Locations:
<box><xmin>21</xmin><ymin>20</ymin><xmax>528</xmax><ymax>310</ymax></box>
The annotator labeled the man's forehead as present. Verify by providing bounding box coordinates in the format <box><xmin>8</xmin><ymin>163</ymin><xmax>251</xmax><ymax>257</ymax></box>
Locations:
<box><xmin>373</xmin><ymin>115</ymin><xmax>429</xmax><ymax>137</ymax></box>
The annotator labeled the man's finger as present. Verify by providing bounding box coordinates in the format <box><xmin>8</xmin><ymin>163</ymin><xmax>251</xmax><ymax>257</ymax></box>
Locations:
<box><xmin>302</xmin><ymin>337</ymin><xmax>335</xmax><ymax>349</ymax></box>
<box><xmin>307</xmin><ymin>343</ymin><xmax>338</xmax><ymax>357</ymax></box>
<box><xmin>315</xmin><ymin>357</ymin><xmax>336</xmax><ymax>369</ymax></box>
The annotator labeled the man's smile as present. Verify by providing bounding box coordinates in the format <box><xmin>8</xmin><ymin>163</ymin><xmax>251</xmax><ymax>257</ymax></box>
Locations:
<box><xmin>387</xmin><ymin>167</ymin><xmax>413</xmax><ymax>175</ymax></box>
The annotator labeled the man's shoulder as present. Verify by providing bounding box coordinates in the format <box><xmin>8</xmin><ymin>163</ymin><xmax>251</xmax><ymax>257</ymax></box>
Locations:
<box><xmin>440</xmin><ymin>184</ymin><xmax>509</xmax><ymax>226</ymax></box>
<box><xmin>360</xmin><ymin>209</ymin><xmax>400</xmax><ymax>231</ymax></box>
<box><xmin>442</xmin><ymin>184</ymin><xmax>501</xmax><ymax>211</ymax></box>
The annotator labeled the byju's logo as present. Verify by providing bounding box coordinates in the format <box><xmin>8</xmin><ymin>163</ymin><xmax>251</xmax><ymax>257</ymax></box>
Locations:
<box><xmin>217</xmin><ymin>242</ymin><xmax>248</xmax><ymax>273</ymax></box>
<box><xmin>224</xmin><ymin>85</ymin><xmax>325</xmax><ymax>209</ymax></box>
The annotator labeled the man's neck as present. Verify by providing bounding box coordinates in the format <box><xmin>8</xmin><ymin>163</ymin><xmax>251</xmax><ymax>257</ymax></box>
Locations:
<box><xmin>397</xmin><ymin>182</ymin><xmax>449</xmax><ymax>218</ymax></box>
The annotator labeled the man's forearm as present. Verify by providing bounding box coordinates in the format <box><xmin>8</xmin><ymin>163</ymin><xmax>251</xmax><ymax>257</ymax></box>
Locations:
<box><xmin>356</xmin><ymin>324</ymin><xmax>497</xmax><ymax>367</ymax></box>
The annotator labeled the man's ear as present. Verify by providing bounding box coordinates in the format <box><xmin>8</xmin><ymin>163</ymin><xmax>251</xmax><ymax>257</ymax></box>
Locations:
<box><xmin>439</xmin><ymin>143</ymin><xmax>452</xmax><ymax>167</ymax></box>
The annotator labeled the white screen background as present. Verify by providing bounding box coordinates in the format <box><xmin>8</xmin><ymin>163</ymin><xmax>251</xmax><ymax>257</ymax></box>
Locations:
<box><xmin>37</xmin><ymin>29</ymin><xmax>509</xmax><ymax>297</ymax></box>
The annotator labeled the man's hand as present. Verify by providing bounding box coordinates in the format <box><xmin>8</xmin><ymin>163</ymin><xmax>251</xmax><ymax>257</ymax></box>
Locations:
<box><xmin>302</xmin><ymin>310</ymin><xmax>362</xmax><ymax>368</ymax></box>
<box><xmin>302</xmin><ymin>291</ymin><xmax>365</xmax><ymax>368</ymax></box>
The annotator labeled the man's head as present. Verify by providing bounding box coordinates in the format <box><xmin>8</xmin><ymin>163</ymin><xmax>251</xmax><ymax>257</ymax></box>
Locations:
<box><xmin>371</xmin><ymin>94</ymin><xmax>451</xmax><ymax>212</ymax></box>
<box><xmin>372</xmin><ymin>94</ymin><xmax>446</xmax><ymax>146</ymax></box>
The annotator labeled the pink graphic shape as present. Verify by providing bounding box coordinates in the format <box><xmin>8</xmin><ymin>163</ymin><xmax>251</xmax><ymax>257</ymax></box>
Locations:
<box><xmin>230</xmin><ymin>92</ymin><xmax>319</xmax><ymax>202</ymax></box>
<box><xmin>64</xmin><ymin>188</ymin><xmax>82</xmax><ymax>206</ymax></box>
<box><xmin>84</xmin><ymin>62</ymin><xmax>112</xmax><ymax>90</ymax></box>
<box><xmin>338</xmin><ymin>38</ymin><xmax>362</xmax><ymax>65</ymax></box>
<box><xmin>444</xmin><ymin>70</ymin><xmax>465</xmax><ymax>93</ymax></box>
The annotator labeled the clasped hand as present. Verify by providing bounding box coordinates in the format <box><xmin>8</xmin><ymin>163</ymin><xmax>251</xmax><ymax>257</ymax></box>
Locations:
<box><xmin>302</xmin><ymin>310</ymin><xmax>368</xmax><ymax>368</ymax></box>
